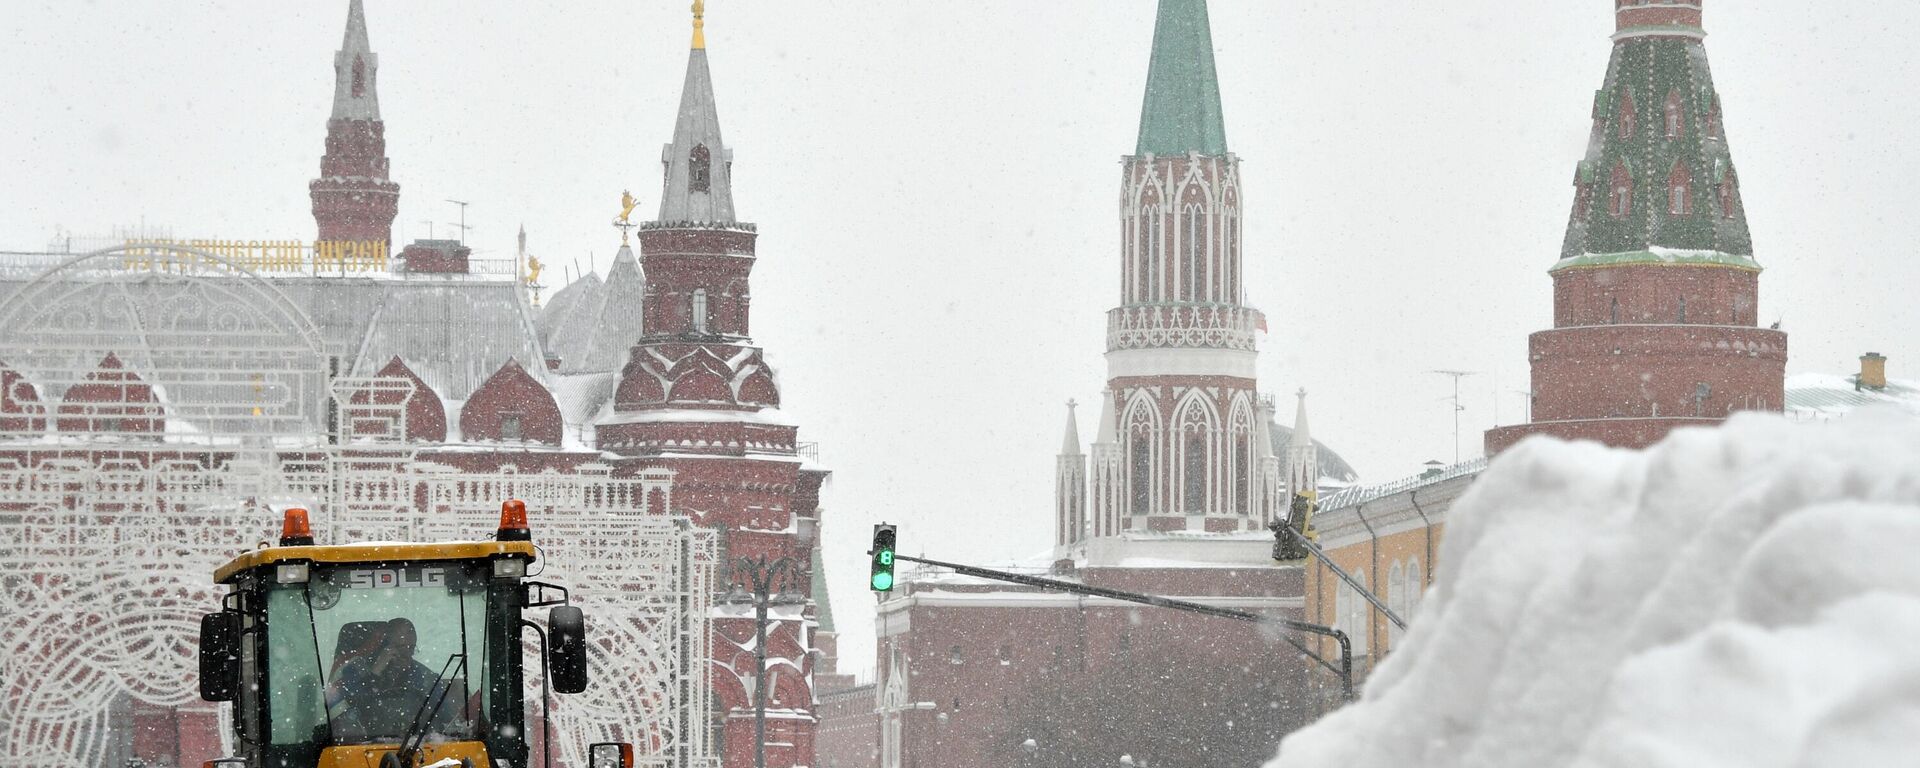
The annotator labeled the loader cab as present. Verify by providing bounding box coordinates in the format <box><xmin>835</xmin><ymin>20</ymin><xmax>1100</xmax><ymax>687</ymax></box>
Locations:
<box><xmin>200</xmin><ymin>502</ymin><xmax>601</xmax><ymax>768</ymax></box>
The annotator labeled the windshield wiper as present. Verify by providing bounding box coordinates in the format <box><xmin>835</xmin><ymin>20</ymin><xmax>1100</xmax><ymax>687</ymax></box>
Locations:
<box><xmin>302</xmin><ymin>583</ymin><xmax>338</xmax><ymax>745</ymax></box>
<box><xmin>390</xmin><ymin>653</ymin><xmax>466</xmax><ymax>768</ymax></box>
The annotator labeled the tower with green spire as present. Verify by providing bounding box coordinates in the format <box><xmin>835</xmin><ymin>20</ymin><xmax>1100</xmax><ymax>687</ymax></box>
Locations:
<box><xmin>1081</xmin><ymin>0</ymin><xmax>1282</xmax><ymax>536</ymax></box>
<box><xmin>1487</xmin><ymin>0</ymin><xmax>1787</xmax><ymax>454</ymax></box>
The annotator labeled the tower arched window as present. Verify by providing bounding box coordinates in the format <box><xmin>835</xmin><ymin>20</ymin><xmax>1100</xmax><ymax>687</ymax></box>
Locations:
<box><xmin>1610</xmin><ymin>296</ymin><xmax>1619</xmax><ymax>324</ymax></box>
<box><xmin>1183</xmin><ymin>429</ymin><xmax>1207</xmax><ymax>513</ymax></box>
<box><xmin>351</xmin><ymin>56</ymin><xmax>365</xmax><ymax>98</ymax></box>
<box><xmin>1609</xmin><ymin>162</ymin><xmax>1633</xmax><ymax>218</ymax></box>
<box><xmin>1128</xmin><ymin>433</ymin><xmax>1152</xmax><ymax>516</ymax></box>
<box><xmin>1184</xmin><ymin>204</ymin><xmax>1205</xmax><ymax>302</ymax></box>
<box><xmin>1617</xmin><ymin>88</ymin><xmax>1636</xmax><ymax>139</ymax></box>
<box><xmin>1224</xmin><ymin>210</ymin><xmax>1238</xmax><ymax>304</ymax></box>
<box><xmin>1668</xmin><ymin>160</ymin><xmax>1692</xmax><ymax>215</ymax></box>
<box><xmin>1719</xmin><ymin>171</ymin><xmax>1738</xmax><ymax>219</ymax></box>
<box><xmin>691</xmin><ymin>288</ymin><xmax>709</xmax><ymax>333</ymax></box>
<box><xmin>690</xmin><ymin>144</ymin><xmax>712</xmax><ymax>193</ymax></box>
<box><xmin>1705</xmin><ymin>98</ymin><xmax>1723</xmax><ymax>140</ymax></box>
<box><xmin>1664</xmin><ymin>90</ymin><xmax>1684</xmax><ymax>138</ymax></box>
<box><xmin>1678</xmin><ymin>296</ymin><xmax>1687</xmax><ymax>324</ymax></box>
<box><xmin>1145</xmin><ymin>209</ymin><xmax>1164</xmax><ymax>302</ymax></box>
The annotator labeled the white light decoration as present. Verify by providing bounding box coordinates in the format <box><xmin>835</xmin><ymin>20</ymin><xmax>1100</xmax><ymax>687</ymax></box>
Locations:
<box><xmin>0</xmin><ymin>246</ymin><xmax>716</xmax><ymax>767</ymax></box>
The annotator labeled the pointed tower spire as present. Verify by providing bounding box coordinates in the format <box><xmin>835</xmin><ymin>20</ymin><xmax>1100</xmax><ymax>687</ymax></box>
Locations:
<box><xmin>1093</xmin><ymin>389</ymin><xmax>1118</xmax><ymax>445</ymax></box>
<box><xmin>1136</xmin><ymin>0</ymin><xmax>1227</xmax><ymax>156</ymax></box>
<box><xmin>332</xmin><ymin>0</ymin><xmax>380</xmax><ymax>121</ymax></box>
<box><xmin>312</xmin><ymin>0</ymin><xmax>398</xmax><ymax>247</ymax></box>
<box><xmin>1060</xmin><ymin>399</ymin><xmax>1083</xmax><ymax>455</ymax></box>
<box><xmin>658</xmin><ymin>0</ymin><xmax>735</xmax><ymax>224</ymax></box>
<box><xmin>1289</xmin><ymin>387</ymin><xmax>1312</xmax><ymax>449</ymax></box>
<box><xmin>1056</xmin><ymin>399</ymin><xmax>1089</xmax><ymax>550</ymax></box>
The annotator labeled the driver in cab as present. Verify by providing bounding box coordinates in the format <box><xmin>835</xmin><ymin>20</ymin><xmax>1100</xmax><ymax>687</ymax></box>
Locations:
<box><xmin>327</xmin><ymin>618</ymin><xmax>451</xmax><ymax>740</ymax></box>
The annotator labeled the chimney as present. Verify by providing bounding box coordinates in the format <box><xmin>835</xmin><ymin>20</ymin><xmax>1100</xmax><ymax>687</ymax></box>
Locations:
<box><xmin>398</xmin><ymin>239</ymin><xmax>471</xmax><ymax>274</ymax></box>
<box><xmin>1859</xmin><ymin>352</ymin><xmax>1887</xmax><ymax>391</ymax></box>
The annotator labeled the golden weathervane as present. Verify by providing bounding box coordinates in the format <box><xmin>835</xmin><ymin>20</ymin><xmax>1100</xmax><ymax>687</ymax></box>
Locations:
<box><xmin>614</xmin><ymin>189</ymin><xmax>639</xmax><ymax>244</ymax></box>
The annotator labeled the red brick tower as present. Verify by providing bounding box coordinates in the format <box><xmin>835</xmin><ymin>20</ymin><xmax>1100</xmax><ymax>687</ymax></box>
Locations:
<box><xmin>310</xmin><ymin>0</ymin><xmax>399</xmax><ymax>247</ymax></box>
<box><xmin>596</xmin><ymin>7</ymin><xmax>826</xmax><ymax>768</ymax></box>
<box><xmin>1486</xmin><ymin>0</ymin><xmax>1786</xmax><ymax>454</ymax></box>
<box><xmin>1091</xmin><ymin>0</ymin><xmax>1281</xmax><ymax>536</ymax></box>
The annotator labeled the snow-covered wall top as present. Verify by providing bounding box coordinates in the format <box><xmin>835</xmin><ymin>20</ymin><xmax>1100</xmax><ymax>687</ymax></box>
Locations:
<box><xmin>1272</xmin><ymin>410</ymin><xmax>1920</xmax><ymax>768</ymax></box>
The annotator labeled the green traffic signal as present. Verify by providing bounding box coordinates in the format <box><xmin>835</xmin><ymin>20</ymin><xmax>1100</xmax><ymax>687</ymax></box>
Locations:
<box><xmin>870</xmin><ymin>523</ymin><xmax>898</xmax><ymax>592</ymax></box>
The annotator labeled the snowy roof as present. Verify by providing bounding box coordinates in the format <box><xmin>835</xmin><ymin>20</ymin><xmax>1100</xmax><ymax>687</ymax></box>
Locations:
<box><xmin>279</xmin><ymin>279</ymin><xmax>544</xmax><ymax>400</ymax></box>
<box><xmin>1268</xmin><ymin>419</ymin><xmax>1359</xmax><ymax>483</ymax></box>
<box><xmin>540</xmin><ymin>248</ymin><xmax>645</xmax><ymax>374</ymax></box>
<box><xmin>0</xmin><ymin>273</ymin><xmax>544</xmax><ymax>403</ymax></box>
<box><xmin>1784</xmin><ymin>372</ymin><xmax>1920</xmax><ymax>420</ymax></box>
<box><xmin>1319</xmin><ymin>456</ymin><xmax>1488</xmax><ymax>513</ymax></box>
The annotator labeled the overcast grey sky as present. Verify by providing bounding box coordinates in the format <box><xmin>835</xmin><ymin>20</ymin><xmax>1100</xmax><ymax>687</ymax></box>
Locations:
<box><xmin>4</xmin><ymin>1</ymin><xmax>1917</xmax><ymax>679</ymax></box>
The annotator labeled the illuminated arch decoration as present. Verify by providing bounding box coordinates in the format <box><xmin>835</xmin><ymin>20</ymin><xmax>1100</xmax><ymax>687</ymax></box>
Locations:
<box><xmin>0</xmin><ymin>246</ymin><xmax>718</xmax><ymax>767</ymax></box>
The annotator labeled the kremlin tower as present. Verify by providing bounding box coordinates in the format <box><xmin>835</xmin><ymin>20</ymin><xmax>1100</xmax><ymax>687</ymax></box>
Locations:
<box><xmin>1060</xmin><ymin>0</ymin><xmax>1286</xmax><ymax>542</ymax></box>
<box><xmin>1485</xmin><ymin>0</ymin><xmax>1786</xmax><ymax>454</ymax></box>
<box><xmin>310</xmin><ymin>0</ymin><xmax>399</xmax><ymax>247</ymax></box>
<box><xmin>596</xmin><ymin>5</ymin><xmax>830</xmax><ymax>768</ymax></box>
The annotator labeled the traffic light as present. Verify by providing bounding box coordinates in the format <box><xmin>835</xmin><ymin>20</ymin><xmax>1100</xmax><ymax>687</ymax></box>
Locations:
<box><xmin>869</xmin><ymin>523</ymin><xmax>898</xmax><ymax>591</ymax></box>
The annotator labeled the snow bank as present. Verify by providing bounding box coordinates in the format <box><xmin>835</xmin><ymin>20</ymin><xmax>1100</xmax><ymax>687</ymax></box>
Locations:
<box><xmin>1270</xmin><ymin>409</ymin><xmax>1920</xmax><ymax>768</ymax></box>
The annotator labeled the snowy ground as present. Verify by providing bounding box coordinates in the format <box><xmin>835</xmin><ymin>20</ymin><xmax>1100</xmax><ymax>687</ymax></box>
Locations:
<box><xmin>1270</xmin><ymin>408</ymin><xmax>1920</xmax><ymax>768</ymax></box>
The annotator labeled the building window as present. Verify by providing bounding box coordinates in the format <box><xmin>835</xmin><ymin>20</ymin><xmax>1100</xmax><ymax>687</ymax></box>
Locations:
<box><xmin>690</xmin><ymin>144</ymin><xmax>712</xmax><ymax>193</ymax></box>
<box><xmin>691</xmin><ymin>289</ymin><xmax>709</xmax><ymax>333</ymax></box>
<box><xmin>1184</xmin><ymin>431</ymin><xmax>1206</xmax><ymax>513</ymax></box>
<box><xmin>1129</xmin><ymin>433</ymin><xmax>1151</xmax><ymax>516</ymax></box>
<box><xmin>1388</xmin><ymin>561</ymin><xmax>1406</xmax><ymax>647</ymax></box>
<box><xmin>1678</xmin><ymin>297</ymin><xmax>1687</xmax><ymax>324</ymax></box>
<box><xmin>1617</xmin><ymin>88</ymin><xmax>1636</xmax><ymax>139</ymax></box>
<box><xmin>1236</xmin><ymin>435</ymin><xmax>1252</xmax><ymax>515</ymax></box>
<box><xmin>1609</xmin><ymin>162</ymin><xmax>1632</xmax><ymax>218</ymax></box>
<box><xmin>1668</xmin><ymin>161</ymin><xmax>1692</xmax><ymax>215</ymax></box>
<box><xmin>1146</xmin><ymin>210</ymin><xmax>1163</xmax><ymax>302</ymax></box>
<box><xmin>1223</xmin><ymin>210</ymin><xmax>1236</xmax><ymax>303</ymax></box>
<box><xmin>1575</xmin><ymin>183</ymin><xmax>1593</xmax><ymax>219</ymax></box>
<box><xmin>1664</xmin><ymin>90</ymin><xmax>1684</xmax><ymax>138</ymax></box>
<box><xmin>1610</xmin><ymin>296</ymin><xmax>1619</xmax><ymax>324</ymax></box>
<box><xmin>1184</xmin><ymin>204</ymin><xmax>1204</xmax><ymax>302</ymax></box>
<box><xmin>1719</xmin><ymin>173</ymin><xmax>1738</xmax><ymax>219</ymax></box>
<box><xmin>1706</xmin><ymin>98</ymin><xmax>1723</xmax><ymax>139</ymax></box>
<box><xmin>949</xmin><ymin>645</ymin><xmax>963</xmax><ymax>665</ymax></box>
<box><xmin>1352</xmin><ymin>571</ymin><xmax>1370</xmax><ymax>657</ymax></box>
<box><xmin>501</xmin><ymin>414</ymin><xmax>523</xmax><ymax>442</ymax></box>
<box><xmin>351</xmin><ymin>56</ymin><xmax>365</xmax><ymax>99</ymax></box>
<box><xmin>1406</xmin><ymin>557</ymin><xmax>1423</xmax><ymax>617</ymax></box>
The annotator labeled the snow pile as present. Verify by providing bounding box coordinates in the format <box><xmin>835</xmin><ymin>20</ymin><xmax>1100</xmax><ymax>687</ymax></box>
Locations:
<box><xmin>1271</xmin><ymin>410</ymin><xmax>1920</xmax><ymax>768</ymax></box>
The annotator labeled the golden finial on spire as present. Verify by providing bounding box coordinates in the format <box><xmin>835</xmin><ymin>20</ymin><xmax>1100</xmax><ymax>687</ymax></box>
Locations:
<box><xmin>691</xmin><ymin>0</ymin><xmax>706</xmax><ymax>50</ymax></box>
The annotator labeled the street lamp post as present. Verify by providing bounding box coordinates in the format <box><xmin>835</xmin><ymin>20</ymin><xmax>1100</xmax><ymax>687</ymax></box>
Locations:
<box><xmin>728</xmin><ymin>554</ymin><xmax>805</xmax><ymax>768</ymax></box>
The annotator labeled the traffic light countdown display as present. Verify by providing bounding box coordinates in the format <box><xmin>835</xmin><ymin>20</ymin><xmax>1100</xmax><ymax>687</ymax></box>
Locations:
<box><xmin>870</xmin><ymin>523</ymin><xmax>897</xmax><ymax>591</ymax></box>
